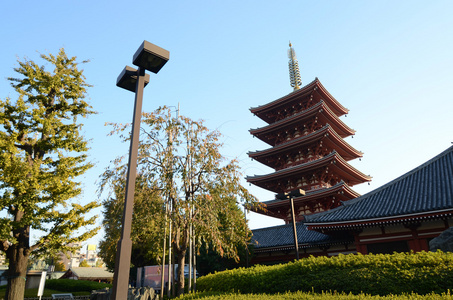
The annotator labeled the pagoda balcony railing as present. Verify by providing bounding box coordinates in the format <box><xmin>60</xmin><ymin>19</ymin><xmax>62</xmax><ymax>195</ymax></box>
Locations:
<box><xmin>277</xmin><ymin>154</ymin><xmax>325</xmax><ymax>171</ymax></box>
<box><xmin>286</xmin><ymin>182</ymin><xmax>332</xmax><ymax>193</ymax></box>
<box><xmin>308</xmin><ymin>183</ymin><xmax>332</xmax><ymax>191</ymax></box>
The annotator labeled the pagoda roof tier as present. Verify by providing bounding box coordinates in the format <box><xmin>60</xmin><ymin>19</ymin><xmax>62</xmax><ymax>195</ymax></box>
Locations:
<box><xmin>248</xmin><ymin>124</ymin><xmax>363</xmax><ymax>169</ymax></box>
<box><xmin>252</xmin><ymin>182</ymin><xmax>360</xmax><ymax>219</ymax></box>
<box><xmin>246</xmin><ymin>151</ymin><xmax>371</xmax><ymax>193</ymax></box>
<box><xmin>250</xmin><ymin>78</ymin><xmax>349</xmax><ymax>124</ymax></box>
<box><xmin>250</xmin><ymin>101</ymin><xmax>355</xmax><ymax>146</ymax></box>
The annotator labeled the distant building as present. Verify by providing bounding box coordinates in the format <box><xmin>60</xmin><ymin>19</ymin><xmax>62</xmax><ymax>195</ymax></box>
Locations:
<box><xmin>86</xmin><ymin>244</ymin><xmax>97</xmax><ymax>267</ymax></box>
<box><xmin>0</xmin><ymin>252</ymin><xmax>6</xmax><ymax>266</ymax></box>
<box><xmin>60</xmin><ymin>267</ymin><xmax>113</xmax><ymax>283</ymax></box>
<box><xmin>58</xmin><ymin>242</ymin><xmax>82</xmax><ymax>269</ymax></box>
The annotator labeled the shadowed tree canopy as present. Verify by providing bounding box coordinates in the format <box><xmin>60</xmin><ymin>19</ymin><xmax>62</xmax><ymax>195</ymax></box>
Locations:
<box><xmin>98</xmin><ymin>171</ymin><xmax>165</xmax><ymax>270</ymax></box>
<box><xmin>0</xmin><ymin>49</ymin><xmax>99</xmax><ymax>300</ymax></box>
<box><xmin>99</xmin><ymin>106</ymin><xmax>258</xmax><ymax>296</ymax></box>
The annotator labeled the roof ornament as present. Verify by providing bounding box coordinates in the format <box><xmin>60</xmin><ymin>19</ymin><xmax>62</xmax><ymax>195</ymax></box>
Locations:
<box><xmin>288</xmin><ymin>41</ymin><xmax>302</xmax><ymax>91</ymax></box>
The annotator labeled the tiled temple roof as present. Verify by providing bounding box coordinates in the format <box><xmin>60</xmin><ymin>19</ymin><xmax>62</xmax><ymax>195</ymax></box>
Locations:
<box><xmin>305</xmin><ymin>145</ymin><xmax>453</xmax><ymax>227</ymax></box>
<box><xmin>251</xmin><ymin>222</ymin><xmax>352</xmax><ymax>250</ymax></box>
<box><xmin>251</xmin><ymin>145</ymin><xmax>453</xmax><ymax>249</ymax></box>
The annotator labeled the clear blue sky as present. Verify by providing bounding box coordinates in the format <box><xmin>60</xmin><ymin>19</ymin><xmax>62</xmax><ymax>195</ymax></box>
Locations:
<box><xmin>1</xmin><ymin>1</ymin><xmax>452</xmax><ymax>247</ymax></box>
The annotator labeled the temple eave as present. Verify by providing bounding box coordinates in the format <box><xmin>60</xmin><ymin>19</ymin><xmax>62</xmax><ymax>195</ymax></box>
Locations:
<box><xmin>248</xmin><ymin>125</ymin><xmax>363</xmax><ymax>169</ymax></box>
<box><xmin>250</xmin><ymin>78</ymin><xmax>349</xmax><ymax>122</ymax></box>
<box><xmin>246</xmin><ymin>152</ymin><xmax>371</xmax><ymax>192</ymax></box>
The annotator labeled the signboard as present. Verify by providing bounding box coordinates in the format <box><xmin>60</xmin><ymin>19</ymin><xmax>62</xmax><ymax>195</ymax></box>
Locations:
<box><xmin>37</xmin><ymin>271</ymin><xmax>47</xmax><ymax>300</ymax></box>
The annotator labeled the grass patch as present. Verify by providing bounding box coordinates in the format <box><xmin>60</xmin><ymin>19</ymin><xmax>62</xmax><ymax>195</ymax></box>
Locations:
<box><xmin>0</xmin><ymin>279</ymin><xmax>111</xmax><ymax>298</ymax></box>
<box><xmin>0</xmin><ymin>286</ymin><xmax>81</xmax><ymax>298</ymax></box>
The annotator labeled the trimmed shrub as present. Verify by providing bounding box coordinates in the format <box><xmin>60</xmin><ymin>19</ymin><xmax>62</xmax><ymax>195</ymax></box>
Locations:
<box><xmin>45</xmin><ymin>279</ymin><xmax>112</xmax><ymax>293</ymax></box>
<box><xmin>197</xmin><ymin>251</ymin><xmax>453</xmax><ymax>295</ymax></box>
<box><xmin>178</xmin><ymin>290</ymin><xmax>453</xmax><ymax>300</ymax></box>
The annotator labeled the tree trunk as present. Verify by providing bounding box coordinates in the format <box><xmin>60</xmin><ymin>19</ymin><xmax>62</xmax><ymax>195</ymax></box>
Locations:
<box><xmin>5</xmin><ymin>244</ymin><xmax>29</xmax><ymax>300</ymax></box>
<box><xmin>176</xmin><ymin>250</ymin><xmax>186</xmax><ymax>297</ymax></box>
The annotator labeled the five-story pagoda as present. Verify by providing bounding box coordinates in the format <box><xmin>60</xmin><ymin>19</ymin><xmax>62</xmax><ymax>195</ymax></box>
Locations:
<box><xmin>247</xmin><ymin>43</ymin><xmax>371</xmax><ymax>224</ymax></box>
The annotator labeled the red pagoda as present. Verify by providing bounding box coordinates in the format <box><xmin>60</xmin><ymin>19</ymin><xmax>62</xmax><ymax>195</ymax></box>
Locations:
<box><xmin>247</xmin><ymin>44</ymin><xmax>453</xmax><ymax>264</ymax></box>
<box><xmin>247</xmin><ymin>44</ymin><xmax>371</xmax><ymax>224</ymax></box>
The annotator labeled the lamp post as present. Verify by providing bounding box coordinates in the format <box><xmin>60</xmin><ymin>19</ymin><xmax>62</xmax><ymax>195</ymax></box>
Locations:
<box><xmin>276</xmin><ymin>189</ymin><xmax>305</xmax><ymax>260</ymax></box>
<box><xmin>111</xmin><ymin>41</ymin><xmax>169</xmax><ymax>300</ymax></box>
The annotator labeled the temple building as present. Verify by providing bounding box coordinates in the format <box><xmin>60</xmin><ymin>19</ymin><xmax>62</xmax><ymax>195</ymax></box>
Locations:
<box><xmin>248</xmin><ymin>44</ymin><xmax>453</xmax><ymax>264</ymax></box>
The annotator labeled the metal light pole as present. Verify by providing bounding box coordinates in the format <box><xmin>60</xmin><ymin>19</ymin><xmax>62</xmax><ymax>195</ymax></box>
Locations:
<box><xmin>111</xmin><ymin>41</ymin><xmax>169</xmax><ymax>300</ymax></box>
<box><xmin>276</xmin><ymin>189</ymin><xmax>305</xmax><ymax>260</ymax></box>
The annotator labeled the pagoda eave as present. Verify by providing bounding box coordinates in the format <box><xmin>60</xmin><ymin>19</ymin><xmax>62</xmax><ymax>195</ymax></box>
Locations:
<box><xmin>246</xmin><ymin>152</ymin><xmax>371</xmax><ymax>193</ymax></box>
<box><xmin>265</xmin><ymin>182</ymin><xmax>359</xmax><ymax>208</ymax></box>
<box><xmin>251</xmin><ymin>182</ymin><xmax>360</xmax><ymax>219</ymax></box>
<box><xmin>248</xmin><ymin>124</ymin><xmax>363</xmax><ymax>169</ymax></box>
<box><xmin>250</xmin><ymin>101</ymin><xmax>355</xmax><ymax>146</ymax></box>
<box><xmin>250</xmin><ymin>78</ymin><xmax>349</xmax><ymax>123</ymax></box>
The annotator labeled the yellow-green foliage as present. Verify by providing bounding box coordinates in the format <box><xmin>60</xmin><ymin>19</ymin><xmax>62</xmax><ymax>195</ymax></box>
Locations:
<box><xmin>179</xmin><ymin>291</ymin><xmax>453</xmax><ymax>300</ymax></box>
<box><xmin>197</xmin><ymin>251</ymin><xmax>453</xmax><ymax>295</ymax></box>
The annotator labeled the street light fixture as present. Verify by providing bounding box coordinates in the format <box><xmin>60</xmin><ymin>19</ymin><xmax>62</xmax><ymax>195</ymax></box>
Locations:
<box><xmin>117</xmin><ymin>66</ymin><xmax>150</xmax><ymax>92</ymax></box>
<box><xmin>276</xmin><ymin>189</ymin><xmax>305</xmax><ymax>260</ymax></box>
<box><xmin>111</xmin><ymin>40</ymin><xmax>169</xmax><ymax>300</ymax></box>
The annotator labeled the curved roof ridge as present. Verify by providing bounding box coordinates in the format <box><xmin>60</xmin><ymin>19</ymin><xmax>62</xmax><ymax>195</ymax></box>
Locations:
<box><xmin>250</xmin><ymin>78</ymin><xmax>319</xmax><ymax>112</ymax></box>
<box><xmin>344</xmin><ymin>145</ymin><xmax>453</xmax><ymax>203</ymax></box>
<box><xmin>248</xmin><ymin>124</ymin><xmax>331</xmax><ymax>156</ymax></box>
<box><xmin>314</xmin><ymin>78</ymin><xmax>349</xmax><ymax>114</ymax></box>
<box><xmin>304</xmin><ymin>145</ymin><xmax>453</xmax><ymax>224</ymax></box>
<box><xmin>249</xmin><ymin>123</ymin><xmax>362</xmax><ymax>158</ymax></box>
<box><xmin>247</xmin><ymin>151</ymin><xmax>338</xmax><ymax>180</ymax></box>
<box><xmin>250</xmin><ymin>101</ymin><xmax>324</xmax><ymax>132</ymax></box>
<box><xmin>252</xmin><ymin>222</ymin><xmax>297</xmax><ymax>232</ymax></box>
<box><xmin>250</xmin><ymin>100</ymin><xmax>355</xmax><ymax>138</ymax></box>
<box><xmin>303</xmin><ymin>181</ymin><xmax>350</xmax><ymax>222</ymax></box>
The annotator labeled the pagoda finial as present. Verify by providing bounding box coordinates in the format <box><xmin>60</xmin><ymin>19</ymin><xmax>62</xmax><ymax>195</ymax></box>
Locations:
<box><xmin>288</xmin><ymin>41</ymin><xmax>302</xmax><ymax>91</ymax></box>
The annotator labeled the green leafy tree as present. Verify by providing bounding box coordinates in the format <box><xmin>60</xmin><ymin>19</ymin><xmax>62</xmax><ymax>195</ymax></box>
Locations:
<box><xmin>79</xmin><ymin>260</ymin><xmax>90</xmax><ymax>267</ymax></box>
<box><xmin>95</xmin><ymin>259</ymin><xmax>104</xmax><ymax>268</ymax></box>
<box><xmin>0</xmin><ymin>49</ymin><xmax>100</xmax><ymax>300</ymax></box>
<box><xmin>54</xmin><ymin>261</ymin><xmax>66</xmax><ymax>272</ymax></box>
<box><xmin>101</xmin><ymin>107</ymin><xmax>257</xmax><ymax>296</ymax></box>
<box><xmin>196</xmin><ymin>236</ymin><xmax>252</xmax><ymax>276</ymax></box>
<box><xmin>98</xmin><ymin>173</ymin><xmax>165</xmax><ymax>270</ymax></box>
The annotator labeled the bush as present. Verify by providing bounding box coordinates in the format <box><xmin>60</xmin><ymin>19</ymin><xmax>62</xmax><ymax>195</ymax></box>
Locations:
<box><xmin>178</xmin><ymin>290</ymin><xmax>453</xmax><ymax>300</ymax></box>
<box><xmin>197</xmin><ymin>251</ymin><xmax>453</xmax><ymax>295</ymax></box>
<box><xmin>45</xmin><ymin>279</ymin><xmax>112</xmax><ymax>293</ymax></box>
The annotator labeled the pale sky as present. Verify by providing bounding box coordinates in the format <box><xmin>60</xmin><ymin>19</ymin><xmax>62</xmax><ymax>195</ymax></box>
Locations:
<box><xmin>1</xmin><ymin>0</ymin><xmax>452</xmax><ymax>247</ymax></box>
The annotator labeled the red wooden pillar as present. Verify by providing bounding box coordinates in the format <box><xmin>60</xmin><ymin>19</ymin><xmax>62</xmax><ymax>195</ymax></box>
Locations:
<box><xmin>407</xmin><ymin>223</ymin><xmax>422</xmax><ymax>252</ymax></box>
<box><xmin>352</xmin><ymin>230</ymin><xmax>367</xmax><ymax>254</ymax></box>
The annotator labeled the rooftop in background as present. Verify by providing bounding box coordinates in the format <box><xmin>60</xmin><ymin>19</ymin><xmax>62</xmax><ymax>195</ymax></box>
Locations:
<box><xmin>251</xmin><ymin>222</ymin><xmax>352</xmax><ymax>251</ymax></box>
<box><xmin>305</xmin><ymin>145</ymin><xmax>453</xmax><ymax>227</ymax></box>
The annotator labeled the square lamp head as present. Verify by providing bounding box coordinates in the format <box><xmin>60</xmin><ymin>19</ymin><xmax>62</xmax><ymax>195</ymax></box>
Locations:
<box><xmin>133</xmin><ymin>41</ymin><xmax>170</xmax><ymax>74</ymax></box>
<box><xmin>116</xmin><ymin>66</ymin><xmax>150</xmax><ymax>92</ymax></box>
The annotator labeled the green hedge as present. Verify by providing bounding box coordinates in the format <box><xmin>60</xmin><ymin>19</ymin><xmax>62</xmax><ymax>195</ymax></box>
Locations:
<box><xmin>197</xmin><ymin>251</ymin><xmax>453</xmax><ymax>295</ymax></box>
<box><xmin>45</xmin><ymin>279</ymin><xmax>112</xmax><ymax>293</ymax></box>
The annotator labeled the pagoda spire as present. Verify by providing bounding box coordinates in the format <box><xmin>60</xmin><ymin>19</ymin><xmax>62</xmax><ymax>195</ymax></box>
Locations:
<box><xmin>288</xmin><ymin>41</ymin><xmax>302</xmax><ymax>91</ymax></box>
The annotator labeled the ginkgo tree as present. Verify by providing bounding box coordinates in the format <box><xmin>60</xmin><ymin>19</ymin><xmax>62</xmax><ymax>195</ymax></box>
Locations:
<box><xmin>100</xmin><ymin>107</ymin><xmax>257</xmax><ymax>296</ymax></box>
<box><xmin>0</xmin><ymin>49</ymin><xmax>99</xmax><ymax>300</ymax></box>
